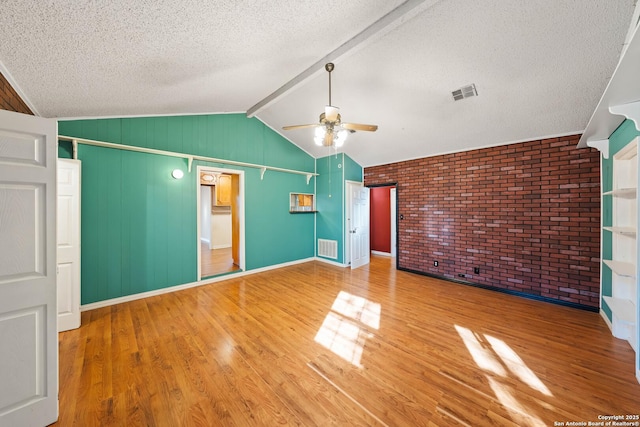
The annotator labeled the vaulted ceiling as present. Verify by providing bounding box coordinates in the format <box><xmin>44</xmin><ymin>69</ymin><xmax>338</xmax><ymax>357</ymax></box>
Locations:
<box><xmin>0</xmin><ymin>0</ymin><xmax>636</xmax><ymax>166</ymax></box>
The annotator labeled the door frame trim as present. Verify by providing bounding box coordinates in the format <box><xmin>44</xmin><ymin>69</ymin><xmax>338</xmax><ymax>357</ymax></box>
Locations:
<box><xmin>366</xmin><ymin>182</ymin><xmax>398</xmax><ymax>269</ymax></box>
<box><xmin>196</xmin><ymin>165</ymin><xmax>245</xmax><ymax>280</ymax></box>
<box><xmin>344</xmin><ymin>180</ymin><xmax>363</xmax><ymax>267</ymax></box>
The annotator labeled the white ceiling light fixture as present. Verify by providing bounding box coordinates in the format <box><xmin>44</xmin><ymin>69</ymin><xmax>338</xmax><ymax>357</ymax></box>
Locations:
<box><xmin>171</xmin><ymin>169</ymin><xmax>184</xmax><ymax>179</ymax></box>
<box><xmin>313</xmin><ymin>125</ymin><xmax>350</xmax><ymax>148</ymax></box>
<box><xmin>201</xmin><ymin>173</ymin><xmax>216</xmax><ymax>183</ymax></box>
<box><xmin>284</xmin><ymin>62</ymin><xmax>378</xmax><ymax>148</ymax></box>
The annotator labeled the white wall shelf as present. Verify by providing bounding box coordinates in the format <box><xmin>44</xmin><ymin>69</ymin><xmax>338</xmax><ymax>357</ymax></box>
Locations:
<box><xmin>603</xmin><ymin>296</ymin><xmax>637</xmax><ymax>324</ymax></box>
<box><xmin>603</xmin><ymin>259</ymin><xmax>637</xmax><ymax>278</ymax></box>
<box><xmin>603</xmin><ymin>187</ymin><xmax>637</xmax><ymax>198</ymax></box>
<box><xmin>578</xmin><ymin>22</ymin><xmax>640</xmax><ymax>149</ymax></box>
<box><xmin>603</xmin><ymin>226</ymin><xmax>637</xmax><ymax>237</ymax></box>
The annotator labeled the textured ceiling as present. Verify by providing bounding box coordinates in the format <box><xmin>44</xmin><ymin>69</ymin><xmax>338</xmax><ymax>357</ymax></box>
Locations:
<box><xmin>0</xmin><ymin>0</ymin><xmax>636</xmax><ymax>167</ymax></box>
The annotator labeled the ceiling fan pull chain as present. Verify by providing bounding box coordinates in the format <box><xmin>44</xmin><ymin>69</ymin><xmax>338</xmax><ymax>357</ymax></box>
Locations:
<box><xmin>328</xmin><ymin>152</ymin><xmax>332</xmax><ymax>198</ymax></box>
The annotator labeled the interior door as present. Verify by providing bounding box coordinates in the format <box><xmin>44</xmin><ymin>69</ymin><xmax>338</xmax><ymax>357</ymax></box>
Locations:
<box><xmin>0</xmin><ymin>110</ymin><xmax>58</xmax><ymax>425</ymax></box>
<box><xmin>350</xmin><ymin>185</ymin><xmax>371</xmax><ymax>269</ymax></box>
<box><xmin>57</xmin><ymin>159</ymin><xmax>81</xmax><ymax>331</ymax></box>
<box><xmin>230</xmin><ymin>173</ymin><xmax>240</xmax><ymax>266</ymax></box>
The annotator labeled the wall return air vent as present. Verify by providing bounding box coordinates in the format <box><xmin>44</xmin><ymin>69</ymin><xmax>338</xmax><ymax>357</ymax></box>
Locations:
<box><xmin>318</xmin><ymin>239</ymin><xmax>338</xmax><ymax>259</ymax></box>
<box><xmin>452</xmin><ymin>83</ymin><xmax>478</xmax><ymax>101</ymax></box>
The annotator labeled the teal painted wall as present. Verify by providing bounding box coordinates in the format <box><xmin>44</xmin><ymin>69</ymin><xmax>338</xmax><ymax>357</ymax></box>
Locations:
<box><xmin>58</xmin><ymin>140</ymin><xmax>73</xmax><ymax>158</ymax></box>
<box><xmin>58</xmin><ymin>114</ymin><xmax>316</xmax><ymax>304</ymax></box>
<box><xmin>315</xmin><ymin>153</ymin><xmax>363</xmax><ymax>264</ymax></box>
<box><xmin>601</xmin><ymin>119</ymin><xmax>640</xmax><ymax>321</ymax></box>
<box><xmin>344</xmin><ymin>153</ymin><xmax>363</xmax><ymax>182</ymax></box>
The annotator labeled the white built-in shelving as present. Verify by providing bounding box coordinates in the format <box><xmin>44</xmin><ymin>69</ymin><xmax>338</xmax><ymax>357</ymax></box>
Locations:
<box><xmin>602</xmin><ymin>137</ymin><xmax>638</xmax><ymax>354</ymax></box>
<box><xmin>581</xmin><ymin>14</ymin><xmax>640</xmax><ymax>384</ymax></box>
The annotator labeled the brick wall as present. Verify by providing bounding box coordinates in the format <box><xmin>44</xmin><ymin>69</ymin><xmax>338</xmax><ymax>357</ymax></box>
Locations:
<box><xmin>365</xmin><ymin>135</ymin><xmax>601</xmax><ymax>309</ymax></box>
<box><xmin>0</xmin><ymin>72</ymin><xmax>33</xmax><ymax>115</ymax></box>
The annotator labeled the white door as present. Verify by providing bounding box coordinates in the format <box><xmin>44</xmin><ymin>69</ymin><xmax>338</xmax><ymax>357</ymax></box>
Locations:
<box><xmin>350</xmin><ymin>184</ymin><xmax>370</xmax><ymax>269</ymax></box>
<box><xmin>57</xmin><ymin>159</ymin><xmax>81</xmax><ymax>331</ymax></box>
<box><xmin>0</xmin><ymin>110</ymin><xmax>58</xmax><ymax>425</ymax></box>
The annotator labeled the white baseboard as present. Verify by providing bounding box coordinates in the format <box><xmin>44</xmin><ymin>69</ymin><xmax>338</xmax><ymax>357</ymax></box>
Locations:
<box><xmin>371</xmin><ymin>250</ymin><xmax>392</xmax><ymax>257</ymax></box>
<box><xmin>80</xmin><ymin>257</ymin><xmax>316</xmax><ymax>312</ymax></box>
<box><xmin>200</xmin><ymin>237</ymin><xmax>210</xmax><ymax>245</ymax></box>
<box><xmin>212</xmin><ymin>244</ymin><xmax>232</xmax><ymax>249</ymax></box>
<box><xmin>314</xmin><ymin>256</ymin><xmax>348</xmax><ymax>268</ymax></box>
<box><xmin>241</xmin><ymin>257</ymin><xmax>315</xmax><ymax>275</ymax></box>
<box><xmin>600</xmin><ymin>309</ymin><xmax>613</xmax><ymax>331</ymax></box>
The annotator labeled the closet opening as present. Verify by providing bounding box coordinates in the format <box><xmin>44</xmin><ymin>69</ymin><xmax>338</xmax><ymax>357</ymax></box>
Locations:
<box><xmin>197</xmin><ymin>166</ymin><xmax>245</xmax><ymax>279</ymax></box>
<box><xmin>369</xmin><ymin>183</ymin><xmax>398</xmax><ymax>263</ymax></box>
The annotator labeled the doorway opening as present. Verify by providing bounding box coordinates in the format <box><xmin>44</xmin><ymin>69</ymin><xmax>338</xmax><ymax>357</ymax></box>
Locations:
<box><xmin>369</xmin><ymin>184</ymin><xmax>398</xmax><ymax>259</ymax></box>
<box><xmin>197</xmin><ymin>166</ymin><xmax>245</xmax><ymax>280</ymax></box>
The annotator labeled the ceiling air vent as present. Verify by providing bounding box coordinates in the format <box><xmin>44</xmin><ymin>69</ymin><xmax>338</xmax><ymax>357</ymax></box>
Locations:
<box><xmin>452</xmin><ymin>84</ymin><xmax>477</xmax><ymax>101</ymax></box>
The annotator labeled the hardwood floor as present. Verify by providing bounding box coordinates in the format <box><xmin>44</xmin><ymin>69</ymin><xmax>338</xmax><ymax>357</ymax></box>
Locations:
<box><xmin>201</xmin><ymin>243</ymin><xmax>240</xmax><ymax>277</ymax></box>
<box><xmin>53</xmin><ymin>256</ymin><xmax>639</xmax><ymax>426</ymax></box>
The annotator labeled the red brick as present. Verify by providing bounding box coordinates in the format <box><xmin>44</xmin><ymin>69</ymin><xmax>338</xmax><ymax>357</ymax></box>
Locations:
<box><xmin>0</xmin><ymin>73</ymin><xmax>33</xmax><ymax>115</ymax></box>
<box><xmin>365</xmin><ymin>135</ymin><xmax>600</xmax><ymax>309</ymax></box>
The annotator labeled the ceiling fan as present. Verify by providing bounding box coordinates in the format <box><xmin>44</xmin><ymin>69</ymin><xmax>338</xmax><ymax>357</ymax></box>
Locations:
<box><xmin>283</xmin><ymin>62</ymin><xmax>378</xmax><ymax>148</ymax></box>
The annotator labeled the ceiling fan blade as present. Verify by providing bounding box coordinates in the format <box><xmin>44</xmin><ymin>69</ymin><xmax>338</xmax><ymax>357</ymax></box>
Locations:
<box><xmin>342</xmin><ymin>123</ymin><xmax>378</xmax><ymax>132</ymax></box>
<box><xmin>325</xmin><ymin>105</ymin><xmax>340</xmax><ymax>122</ymax></box>
<box><xmin>282</xmin><ymin>124</ymin><xmax>319</xmax><ymax>131</ymax></box>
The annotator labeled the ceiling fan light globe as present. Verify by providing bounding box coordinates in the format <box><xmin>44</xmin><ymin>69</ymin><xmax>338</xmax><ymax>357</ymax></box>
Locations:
<box><xmin>334</xmin><ymin>129</ymin><xmax>348</xmax><ymax>147</ymax></box>
<box><xmin>314</xmin><ymin>127</ymin><xmax>325</xmax><ymax>146</ymax></box>
<box><xmin>325</xmin><ymin>105</ymin><xmax>340</xmax><ymax>122</ymax></box>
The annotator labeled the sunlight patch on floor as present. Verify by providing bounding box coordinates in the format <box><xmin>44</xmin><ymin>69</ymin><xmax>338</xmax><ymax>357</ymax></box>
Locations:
<box><xmin>487</xmin><ymin>377</ymin><xmax>546</xmax><ymax>426</ymax></box>
<box><xmin>315</xmin><ymin>291</ymin><xmax>381</xmax><ymax>367</ymax></box>
<box><xmin>331</xmin><ymin>291</ymin><xmax>381</xmax><ymax>329</ymax></box>
<box><xmin>454</xmin><ymin>325</ymin><xmax>507</xmax><ymax>376</ymax></box>
<box><xmin>485</xmin><ymin>334</ymin><xmax>552</xmax><ymax>396</ymax></box>
<box><xmin>455</xmin><ymin>324</ymin><xmax>550</xmax><ymax>426</ymax></box>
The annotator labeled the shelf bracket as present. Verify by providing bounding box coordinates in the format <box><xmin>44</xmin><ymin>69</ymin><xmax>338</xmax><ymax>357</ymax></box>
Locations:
<box><xmin>609</xmin><ymin>101</ymin><xmax>640</xmax><ymax>132</ymax></box>
<box><xmin>187</xmin><ymin>156</ymin><xmax>193</xmax><ymax>173</ymax></box>
<box><xmin>72</xmin><ymin>139</ymin><xmax>79</xmax><ymax>160</ymax></box>
<box><xmin>306</xmin><ymin>173</ymin><xmax>313</xmax><ymax>185</ymax></box>
<box><xmin>260</xmin><ymin>167</ymin><xmax>267</xmax><ymax>180</ymax></box>
<box><xmin>586</xmin><ymin>139</ymin><xmax>610</xmax><ymax>159</ymax></box>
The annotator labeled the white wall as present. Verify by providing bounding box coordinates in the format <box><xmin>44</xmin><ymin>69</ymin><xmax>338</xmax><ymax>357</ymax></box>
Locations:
<box><xmin>200</xmin><ymin>186</ymin><xmax>211</xmax><ymax>246</ymax></box>
<box><xmin>211</xmin><ymin>210</ymin><xmax>232</xmax><ymax>248</ymax></box>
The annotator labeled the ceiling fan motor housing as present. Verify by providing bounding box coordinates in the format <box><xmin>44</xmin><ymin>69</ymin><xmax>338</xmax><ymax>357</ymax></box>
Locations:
<box><xmin>320</xmin><ymin>111</ymin><xmax>341</xmax><ymax>125</ymax></box>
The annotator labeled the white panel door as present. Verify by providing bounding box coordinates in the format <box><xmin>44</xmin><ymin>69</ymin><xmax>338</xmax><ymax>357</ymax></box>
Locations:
<box><xmin>57</xmin><ymin>159</ymin><xmax>81</xmax><ymax>331</ymax></box>
<box><xmin>350</xmin><ymin>185</ymin><xmax>370</xmax><ymax>269</ymax></box>
<box><xmin>0</xmin><ymin>110</ymin><xmax>58</xmax><ymax>425</ymax></box>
